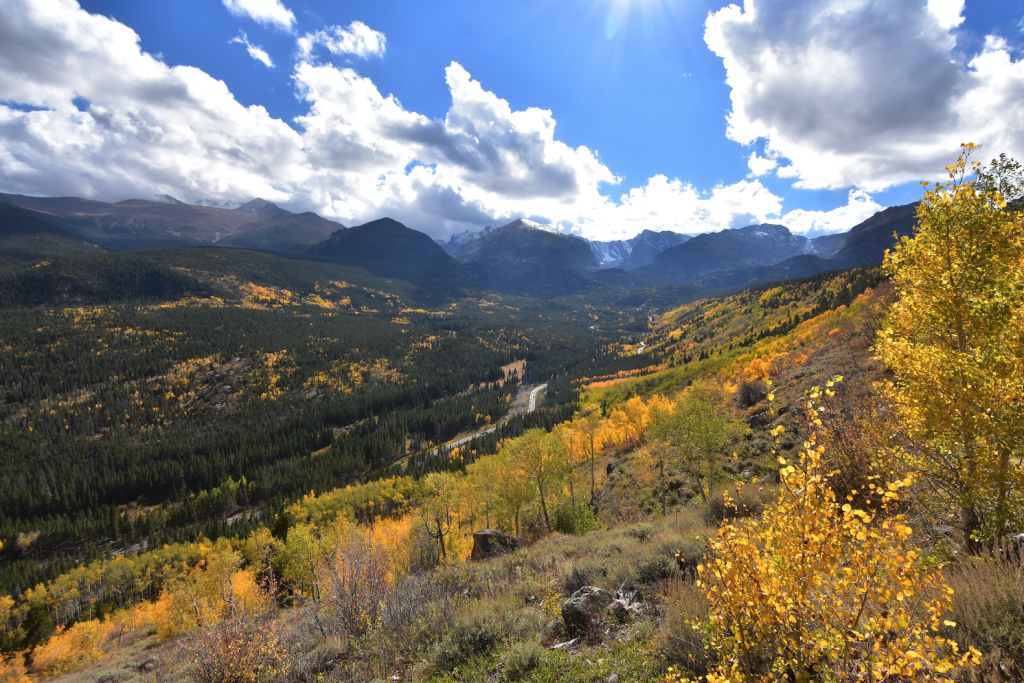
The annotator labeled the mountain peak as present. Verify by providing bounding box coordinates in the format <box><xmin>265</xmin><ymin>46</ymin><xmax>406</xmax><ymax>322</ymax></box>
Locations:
<box><xmin>498</xmin><ymin>218</ymin><xmax>560</xmax><ymax>234</ymax></box>
<box><xmin>235</xmin><ymin>198</ymin><xmax>286</xmax><ymax>215</ymax></box>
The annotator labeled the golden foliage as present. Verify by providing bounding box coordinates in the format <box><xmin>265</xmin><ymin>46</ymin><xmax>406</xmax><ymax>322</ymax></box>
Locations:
<box><xmin>677</xmin><ymin>385</ymin><xmax>979</xmax><ymax>683</ymax></box>
<box><xmin>877</xmin><ymin>143</ymin><xmax>1024</xmax><ymax>549</ymax></box>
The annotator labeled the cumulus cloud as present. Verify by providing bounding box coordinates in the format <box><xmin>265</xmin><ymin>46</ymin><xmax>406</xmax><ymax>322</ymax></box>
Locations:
<box><xmin>705</xmin><ymin>0</ymin><xmax>1024</xmax><ymax>190</ymax></box>
<box><xmin>0</xmin><ymin>0</ymin><xmax>306</xmax><ymax>202</ymax></box>
<box><xmin>232</xmin><ymin>32</ymin><xmax>274</xmax><ymax>68</ymax></box>
<box><xmin>747</xmin><ymin>151</ymin><xmax>777</xmax><ymax>177</ymax></box>
<box><xmin>781</xmin><ymin>189</ymin><xmax>883</xmax><ymax>236</ymax></box>
<box><xmin>222</xmin><ymin>0</ymin><xmax>295</xmax><ymax>30</ymax></box>
<box><xmin>0</xmin><ymin>0</ymin><xmax>880</xmax><ymax>241</ymax></box>
<box><xmin>298</xmin><ymin>22</ymin><xmax>386</xmax><ymax>59</ymax></box>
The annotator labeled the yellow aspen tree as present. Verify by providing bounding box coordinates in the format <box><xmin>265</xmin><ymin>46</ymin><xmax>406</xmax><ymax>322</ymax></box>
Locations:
<box><xmin>553</xmin><ymin>422</ymin><xmax>590</xmax><ymax>511</ymax></box>
<box><xmin>876</xmin><ymin>144</ymin><xmax>1024</xmax><ymax>550</ymax></box>
<box><xmin>510</xmin><ymin>428</ymin><xmax>568</xmax><ymax>532</ymax></box>
<box><xmin>574</xmin><ymin>402</ymin><xmax>605</xmax><ymax>501</ymax></box>
<box><xmin>492</xmin><ymin>441</ymin><xmax>534</xmax><ymax>536</ymax></box>
<box><xmin>416</xmin><ymin>472</ymin><xmax>460</xmax><ymax>561</ymax></box>
<box><xmin>680</xmin><ymin>383</ymin><xmax>979</xmax><ymax>683</ymax></box>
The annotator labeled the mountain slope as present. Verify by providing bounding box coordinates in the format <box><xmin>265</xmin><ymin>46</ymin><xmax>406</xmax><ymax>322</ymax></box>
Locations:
<box><xmin>0</xmin><ymin>193</ymin><xmax>344</xmax><ymax>254</ymax></box>
<box><xmin>454</xmin><ymin>219</ymin><xmax>600</xmax><ymax>272</ymax></box>
<box><xmin>305</xmin><ymin>217</ymin><xmax>461</xmax><ymax>288</ymax></box>
<box><xmin>0</xmin><ymin>202</ymin><xmax>104</xmax><ymax>266</ymax></box>
<box><xmin>653</xmin><ymin>223</ymin><xmax>809</xmax><ymax>282</ymax></box>
<box><xmin>828</xmin><ymin>202</ymin><xmax>919</xmax><ymax>265</ymax></box>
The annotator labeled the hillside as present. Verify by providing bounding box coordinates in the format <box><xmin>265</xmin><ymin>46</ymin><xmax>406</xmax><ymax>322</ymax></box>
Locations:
<box><xmin>0</xmin><ymin>202</ymin><xmax>104</xmax><ymax>266</ymax></box>
<box><xmin>0</xmin><ymin>193</ymin><xmax>344</xmax><ymax>254</ymax></box>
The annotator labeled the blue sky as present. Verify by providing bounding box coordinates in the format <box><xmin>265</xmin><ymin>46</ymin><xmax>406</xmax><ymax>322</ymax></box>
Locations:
<box><xmin>1</xmin><ymin>0</ymin><xmax>1023</xmax><ymax>240</ymax></box>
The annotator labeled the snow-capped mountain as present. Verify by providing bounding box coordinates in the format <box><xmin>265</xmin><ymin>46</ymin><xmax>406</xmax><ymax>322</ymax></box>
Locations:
<box><xmin>586</xmin><ymin>229</ymin><xmax>692</xmax><ymax>269</ymax></box>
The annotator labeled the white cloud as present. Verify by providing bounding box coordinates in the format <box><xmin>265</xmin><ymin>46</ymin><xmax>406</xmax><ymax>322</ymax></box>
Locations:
<box><xmin>705</xmin><ymin>0</ymin><xmax>1024</xmax><ymax>191</ymax></box>
<box><xmin>781</xmin><ymin>189</ymin><xmax>883</xmax><ymax>236</ymax></box>
<box><xmin>0</xmin><ymin>0</ymin><xmax>306</xmax><ymax>202</ymax></box>
<box><xmin>0</xmin><ymin>0</ymin><xmax>881</xmax><ymax>243</ymax></box>
<box><xmin>298</xmin><ymin>22</ymin><xmax>386</xmax><ymax>59</ymax></box>
<box><xmin>222</xmin><ymin>0</ymin><xmax>295</xmax><ymax>30</ymax></box>
<box><xmin>232</xmin><ymin>32</ymin><xmax>274</xmax><ymax>68</ymax></box>
<box><xmin>927</xmin><ymin>0</ymin><xmax>965</xmax><ymax>30</ymax></box>
<box><xmin>747</xmin><ymin>151</ymin><xmax>777</xmax><ymax>177</ymax></box>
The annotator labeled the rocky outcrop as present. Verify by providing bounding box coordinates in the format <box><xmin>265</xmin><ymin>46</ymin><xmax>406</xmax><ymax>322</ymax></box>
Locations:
<box><xmin>561</xmin><ymin>586</ymin><xmax>614</xmax><ymax>630</ymax></box>
<box><xmin>470</xmin><ymin>529</ymin><xmax>517</xmax><ymax>560</ymax></box>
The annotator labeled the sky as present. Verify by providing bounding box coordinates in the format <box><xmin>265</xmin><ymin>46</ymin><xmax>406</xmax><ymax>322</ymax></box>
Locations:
<box><xmin>1</xmin><ymin>0</ymin><xmax>1023</xmax><ymax>241</ymax></box>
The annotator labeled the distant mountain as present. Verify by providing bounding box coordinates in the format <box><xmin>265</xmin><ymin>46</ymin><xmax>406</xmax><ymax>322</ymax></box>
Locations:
<box><xmin>654</xmin><ymin>223</ymin><xmax>810</xmax><ymax>282</ymax></box>
<box><xmin>0</xmin><ymin>202</ymin><xmax>104</xmax><ymax>266</ymax></box>
<box><xmin>448</xmin><ymin>224</ymin><xmax>691</xmax><ymax>270</ymax></box>
<box><xmin>588</xmin><ymin>229</ymin><xmax>692</xmax><ymax>270</ymax></box>
<box><xmin>0</xmin><ymin>193</ymin><xmax>344</xmax><ymax>255</ymax></box>
<box><xmin>681</xmin><ymin>204</ymin><xmax>922</xmax><ymax>289</ymax></box>
<box><xmin>437</xmin><ymin>225</ymin><xmax>498</xmax><ymax>255</ymax></box>
<box><xmin>453</xmin><ymin>219</ymin><xmax>600</xmax><ymax>273</ymax></box>
<box><xmin>306</xmin><ymin>217</ymin><xmax>461</xmax><ymax>289</ymax></box>
<box><xmin>617</xmin><ymin>230</ymin><xmax>692</xmax><ymax>270</ymax></box>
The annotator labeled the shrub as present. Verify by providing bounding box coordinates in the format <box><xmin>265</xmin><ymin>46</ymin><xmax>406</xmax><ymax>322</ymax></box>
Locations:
<box><xmin>702</xmin><ymin>483</ymin><xmax>766</xmax><ymax>525</ymax></box>
<box><xmin>502</xmin><ymin>641</ymin><xmax>544</xmax><ymax>680</ymax></box>
<box><xmin>561</xmin><ymin>562</ymin><xmax>607</xmax><ymax>597</ymax></box>
<box><xmin>182</xmin><ymin>613</ymin><xmax>287</xmax><ymax>683</ymax></box>
<box><xmin>553</xmin><ymin>499</ymin><xmax>600</xmax><ymax>536</ymax></box>
<box><xmin>736</xmin><ymin>379</ymin><xmax>767</xmax><ymax>408</ymax></box>
<box><xmin>430</xmin><ymin>597</ymin><xmax>541</xmax><ymax>672</ymax></box>
<box><xmin>686</xmin><ymin>400</ymin><xmax>979</xmax><ymax>683</ymax></box>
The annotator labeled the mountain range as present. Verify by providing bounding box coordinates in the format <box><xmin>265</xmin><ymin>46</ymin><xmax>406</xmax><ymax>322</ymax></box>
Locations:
<box><xmin>0</xmin><ymin>192</ymin><xmax>920</xmax><ymax>298</ymax></box>
<box><xmin>0</xmin><ymin>193</ymin><xmax>343</xmax><ymax>254</ymax></box>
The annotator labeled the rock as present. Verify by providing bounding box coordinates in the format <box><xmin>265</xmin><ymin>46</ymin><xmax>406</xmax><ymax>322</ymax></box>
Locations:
<box><xmin>552</xmin><ymin>637</ymin><xmax>579</xmax><ymax>650</ymax></box>
<box><xmin>606</xmin><ymin>675</ymin><xmax>620</xmax><ymax>683</ymax></box>
<box><xmin>562</xmin><ymin>586</ymin><xmax>614</xmax><ymax>630</ymax></box>
<box><xmin>470</xmin><ymin>529</ymin><xmax>517</xmax><ymax>560</ymax></box>
<box><xmin>607</xmin><ymin>599</ymin><xmax>634</xmax><ymax>623</ymax></box>
<box><xmin>125</xmin><ymin>657</ymin><xmax>159</xmax><ymax>672</ymax></box>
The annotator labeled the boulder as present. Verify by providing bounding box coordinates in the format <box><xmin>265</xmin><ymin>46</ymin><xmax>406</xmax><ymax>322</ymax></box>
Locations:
<box><xmin>470</xmin><ymin>529</ymin><xmax>516</xmax><ymax>560</ymax></box>
<box><xmin>562</xmin><ymin>586</ymin><xmax>614</xmax><ymax>630</ymax></box>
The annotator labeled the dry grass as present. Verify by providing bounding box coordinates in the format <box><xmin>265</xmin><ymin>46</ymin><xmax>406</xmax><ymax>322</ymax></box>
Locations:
<box><xmin>945</xmin><ymin>555</ymin><xmax>1024</xmax><ymax>682</ymax></box>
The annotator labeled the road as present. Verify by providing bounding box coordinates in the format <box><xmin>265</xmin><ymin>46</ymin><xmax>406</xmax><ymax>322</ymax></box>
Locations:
<box><xmin>528</xmin><ymin>383</ymin><xmax>548</xmax><ymax>412</ymax></box>
<box><xmin>429</xmin><ymin>382</ymin><xmax>547</xmax><ymax>455</ymax></box>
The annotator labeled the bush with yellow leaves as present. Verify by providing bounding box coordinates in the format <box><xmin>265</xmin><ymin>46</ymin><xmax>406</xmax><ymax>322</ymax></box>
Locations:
<box><xmin>671</xmin><ymin>380</ymin><xmax>979</xmax><ymax>683</ymax></box>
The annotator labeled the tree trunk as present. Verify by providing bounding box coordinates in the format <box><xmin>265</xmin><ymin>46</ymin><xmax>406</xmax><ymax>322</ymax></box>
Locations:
<box><xmin>538</xmin><ymin>481</ymin><xmax>551</xmax><ymax>531</ymax></box>
<box><xmin>660</xmin><ymin>459</ymin><xmax>667</xmax><ymax>516</ymax></box>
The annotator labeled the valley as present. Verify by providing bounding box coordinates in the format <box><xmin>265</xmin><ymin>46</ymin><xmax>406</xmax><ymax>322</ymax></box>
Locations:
<box><xmin>0</xmin><ymin>175</ymin><xmax>1020</xmax><ymax>683</ymax></box>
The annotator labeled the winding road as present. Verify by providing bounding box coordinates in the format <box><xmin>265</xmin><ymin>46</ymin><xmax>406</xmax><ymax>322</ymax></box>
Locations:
<box><xmin>429</xmin><ymin>382</ymin><xmax>547</xmax><ymax>455</ymax></box>
<box><xmin>528</xmin><ymin>383</ymin><xmax>547</xmax><ymax>412</ymax></box>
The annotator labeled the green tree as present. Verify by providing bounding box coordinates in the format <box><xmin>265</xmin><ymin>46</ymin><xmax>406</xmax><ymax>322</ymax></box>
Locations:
<box><xmin>876</xmin><ymin>143</ymin><xmax>1024</xmax><ymax>551</ymax></box>
<box><xmin>649</xmin><ymin>379</ymin><xmax>742</xmax><ymax>506</ymax></box>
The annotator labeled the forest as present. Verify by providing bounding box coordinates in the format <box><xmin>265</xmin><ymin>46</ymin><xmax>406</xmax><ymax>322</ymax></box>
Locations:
<box><xmin>0</xmin><ymin>146</ymin><xmax>1021</xmax><ymax>682</ymax></box>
